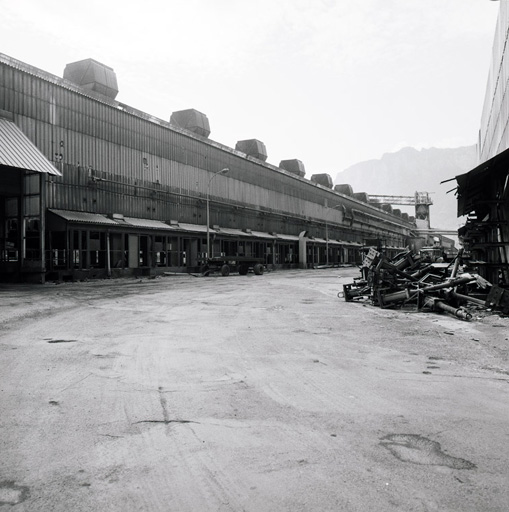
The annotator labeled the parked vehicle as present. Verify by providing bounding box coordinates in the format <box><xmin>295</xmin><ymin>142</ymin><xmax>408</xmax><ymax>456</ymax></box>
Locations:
<box><xmin>200</xmin><ymin>256</ymin><xmax>265</xmax><ymax>276</ymax></box>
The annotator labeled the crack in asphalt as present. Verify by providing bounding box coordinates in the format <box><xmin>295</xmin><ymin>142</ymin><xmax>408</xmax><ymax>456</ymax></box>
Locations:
<box><xmin>133</xmin><ymin>419</ymin><xmax>199</xmax><ymax>425</ymax></box>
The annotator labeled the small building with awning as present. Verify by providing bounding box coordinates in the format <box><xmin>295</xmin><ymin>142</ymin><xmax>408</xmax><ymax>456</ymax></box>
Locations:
<box><xmin>0</xmin><ymin>114</ymin><xmax>61</xmax><ymax>282</ymax></box>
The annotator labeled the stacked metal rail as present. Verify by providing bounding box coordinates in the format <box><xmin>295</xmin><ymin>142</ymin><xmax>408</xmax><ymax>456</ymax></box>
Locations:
<box><xmin>342</xmin><ymin>248</ymin><xmax>509</xmax><ymax>320</ymax></box>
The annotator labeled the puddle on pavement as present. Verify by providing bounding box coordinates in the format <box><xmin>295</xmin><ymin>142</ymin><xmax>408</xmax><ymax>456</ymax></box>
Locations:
<box><xmin>0</xmin><ymin>481</ymin><xmax>30</xmax><ymax>505</ymax></box>
<box><xmin>380</xmin><ymin>434</ymin><xmax>476</xmax><ymax>470</ymax></box>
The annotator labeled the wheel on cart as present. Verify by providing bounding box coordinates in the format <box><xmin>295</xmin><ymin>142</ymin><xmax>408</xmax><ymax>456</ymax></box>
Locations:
<box><xmin>220</xmin><ymin>264</ymin><xmax>230</xmax><ymax>276</ymax></box>
<box><xmin>200</xmin><ymin>264</ymin><xmax>210</xmax><ymax>275</ymax></box>
<box><xmin>238</xmin><ymin>264</ymin><xmax>249</xmax><ymax>275</ymax></box>
<box><xmin>253</xmin><ymin>263</ymin><xmax>264</xmax><ymax>275</ymax></box>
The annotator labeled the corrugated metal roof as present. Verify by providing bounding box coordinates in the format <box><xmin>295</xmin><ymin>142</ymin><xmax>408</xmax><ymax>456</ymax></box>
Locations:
<box><xmin>46</xmin><ymin>211</ymin><xmax>308</xmax><ymax>245</ymax></box>
<box><xmin>49</xmin><ymin>209</ymin><xmax>118</xmax><ymax>225</ymax></box>
<box><xmin>218</xmin><ymin>227</ymin><xmax>251</xmax><ymax>237</ymax></box>
<box><xmin>276</xmin><ymin>234</ymin><xmax>300</xmax><ymax>241</ymax></box>
<box><xmin>312</xmin><ymin>237</ymin><xmax>348</xmax><ymax>245</ymax></box>
<box><xmin>123</xmin><ymin>217</ymin><xmax>176</xmax><ymax>230</ymax></box>
<box><xmin>249</xmin><ymin>230</ymin><xmax>277</xmax><ymax>240</ymax></box>
<box><xmin>48</xmin><ymin>212</ymin><xmax>212</xmax><ymax>234</ymax></box>
<box><xmin>0</xmin><ymin>118</ymin><xmax>61</xmax><ymax>175</ymax></box>
<box><xmin>177</xmin><ymin>223</ymin><xmax>209</xmax><ymax>234</ymax></box>
<box><xmin>455</xmin><ymin>146</ymin><xmax>509</xmax><ymax>216</ymax></box>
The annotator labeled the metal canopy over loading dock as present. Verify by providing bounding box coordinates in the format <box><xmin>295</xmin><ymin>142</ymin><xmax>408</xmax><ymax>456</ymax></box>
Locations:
<box><xmin>43</xmin><ymin>209</ymin><xmax>363</xmax><ymax>280</ymax></box>
<box><xmin>0</xmin><ymin>118</ymin><xmax>62</xmax><ymax>176</ymax></box>
<box><xmin>453</xmin><ymin>147</ymin><xmax>509</xmax><ymax>285</ymax></box>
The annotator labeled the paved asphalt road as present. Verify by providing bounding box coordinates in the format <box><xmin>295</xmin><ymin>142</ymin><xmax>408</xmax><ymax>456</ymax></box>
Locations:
<box><xmin>1</xmin><ymin>268</ymin><xmax>508</xmax><ymax>511</ymax></box>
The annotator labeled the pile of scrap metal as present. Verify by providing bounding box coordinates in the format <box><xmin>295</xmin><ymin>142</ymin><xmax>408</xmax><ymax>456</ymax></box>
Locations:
<box><xmin>342</xmin><ymin>248</ymin><xmax>509</xmax><ymax>320</ymax></box>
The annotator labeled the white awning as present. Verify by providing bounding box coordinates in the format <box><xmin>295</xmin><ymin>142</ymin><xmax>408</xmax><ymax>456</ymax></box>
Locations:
<box><xmin>276</xmin><ymin>233</ymin><xmax>299</xmax><ymax>241</ymax></box>
<box><xmin>177</xmin><ymin>223</ymin><xmax>209</xmax><ymax>234</ymax></box>
<box><xmin>48</xmin><ymin>209</ymin><xmax>118</xmax><ymax>225</ymax></box>
<box><xmin>123</xmin><ymin>217</ymin><xmax>177</xmax><ymax>231</ymax></box>
<box><xmin>217</xmin><ymin>227</ymin><xmax>251</xmax><ymax>237</ymax></box>
<box><xmin>250</xmin><ymin>230</ymin><xmax>277</xmax><ymax>240</ymax></box>
<box><xmin>0</xmin><ymin>118</ymin><xmax>61</xmax><ymax>175</ymax></box>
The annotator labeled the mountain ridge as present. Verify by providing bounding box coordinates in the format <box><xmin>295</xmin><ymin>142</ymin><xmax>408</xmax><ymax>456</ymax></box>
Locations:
<box><xmin>334</xmin><ymin>145</ymin><xmax>478</xmax><ymax>230</ymax></box>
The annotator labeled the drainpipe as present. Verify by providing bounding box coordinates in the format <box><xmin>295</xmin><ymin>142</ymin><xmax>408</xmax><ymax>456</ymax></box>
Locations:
<box><xmin>298</xmin><ymin>231</ymin><xmax>308</xmax><ymax>269</ymax></box>
<box><xmin>40</xmin><ymin>173</ymin><xmax>46</xmax><ymax>283</ymax></box>
<box><xmin>106</xmin><ymin>231</ymin><xmax>111</xmax><ymax>278</ymax></box>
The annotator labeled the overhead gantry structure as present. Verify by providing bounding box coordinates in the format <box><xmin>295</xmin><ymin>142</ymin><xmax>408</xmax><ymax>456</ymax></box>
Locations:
<box><xmin>368</xmin><ymin>192</ymin><xmax>433</xmax><ymax>229</ymax></box>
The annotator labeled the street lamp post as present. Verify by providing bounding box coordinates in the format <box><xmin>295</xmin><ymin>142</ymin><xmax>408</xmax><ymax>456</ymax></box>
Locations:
<box><xmin>206</xmin><ymin>168</ymin><xmax>229</xmax><ymax>260</ymax></box>
<box><xmin>326</xmin><ymin>204</ymin><xmax>344</xmax><ymax>266</ymax></box>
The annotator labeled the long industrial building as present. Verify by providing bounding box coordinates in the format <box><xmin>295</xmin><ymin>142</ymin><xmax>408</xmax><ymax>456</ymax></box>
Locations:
<box><xmin>0</xmin><ymin>53</ymin><xmax>419</xmax><ymax>282</ymax></box>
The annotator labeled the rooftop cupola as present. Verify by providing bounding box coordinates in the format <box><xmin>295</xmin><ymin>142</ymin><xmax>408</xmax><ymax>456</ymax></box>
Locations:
<box><xmin>170</xmin><ymin>109</ymin><xmax>211</xmax><ymax>138</ymax></box>
<box><xmin>279</xmin><ymin>159</ymin><xmax>305</xmax><ymax>177</ymax></box>
<box><xmin>334</xmin><ymin>184</ymin><xmax>353</xmax><ymax>196</ymax></box>
<box><xmin>310</xmin><ymin>173</ymin><xmax>333</xmax><ymax>189</ymax></box>
<box><xmin>235</xmin><ymin>139</ymin><xmax>267</xmax><ymax>161</ymax></box>
<box><xmin>63</xmin><ymin>58</ymin><xmax>119</xmax><ymax>99</ymax></box>
<box><xmin>353</xmin><ymin>192</ymin><xmax>369</xmax><ymax>202</ymax></box>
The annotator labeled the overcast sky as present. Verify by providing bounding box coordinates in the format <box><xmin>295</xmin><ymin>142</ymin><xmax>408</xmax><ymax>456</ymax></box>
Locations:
<box><xmin>1</xmin><ymin>0</ymin><xmax>500</xmax><ymax>177</ymax></box>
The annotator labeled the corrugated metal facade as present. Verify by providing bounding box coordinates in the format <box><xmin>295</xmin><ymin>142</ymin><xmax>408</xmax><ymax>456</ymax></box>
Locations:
<box><xmin>478</xmin><ymin>4</ymin><xmax>509</xmax><ymax>163</ymax></box>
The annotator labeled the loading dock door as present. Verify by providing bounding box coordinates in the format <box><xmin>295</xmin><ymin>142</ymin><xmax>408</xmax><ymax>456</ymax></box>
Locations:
<box><xmin>128</xmin><ymin>235</ymin><xmax>138</xmax><ymax>268</ymax></box>
<box><xmin>182</xmin><ymin>238</ymin><xmax>199</xmax><ymax>267</ymax></box>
